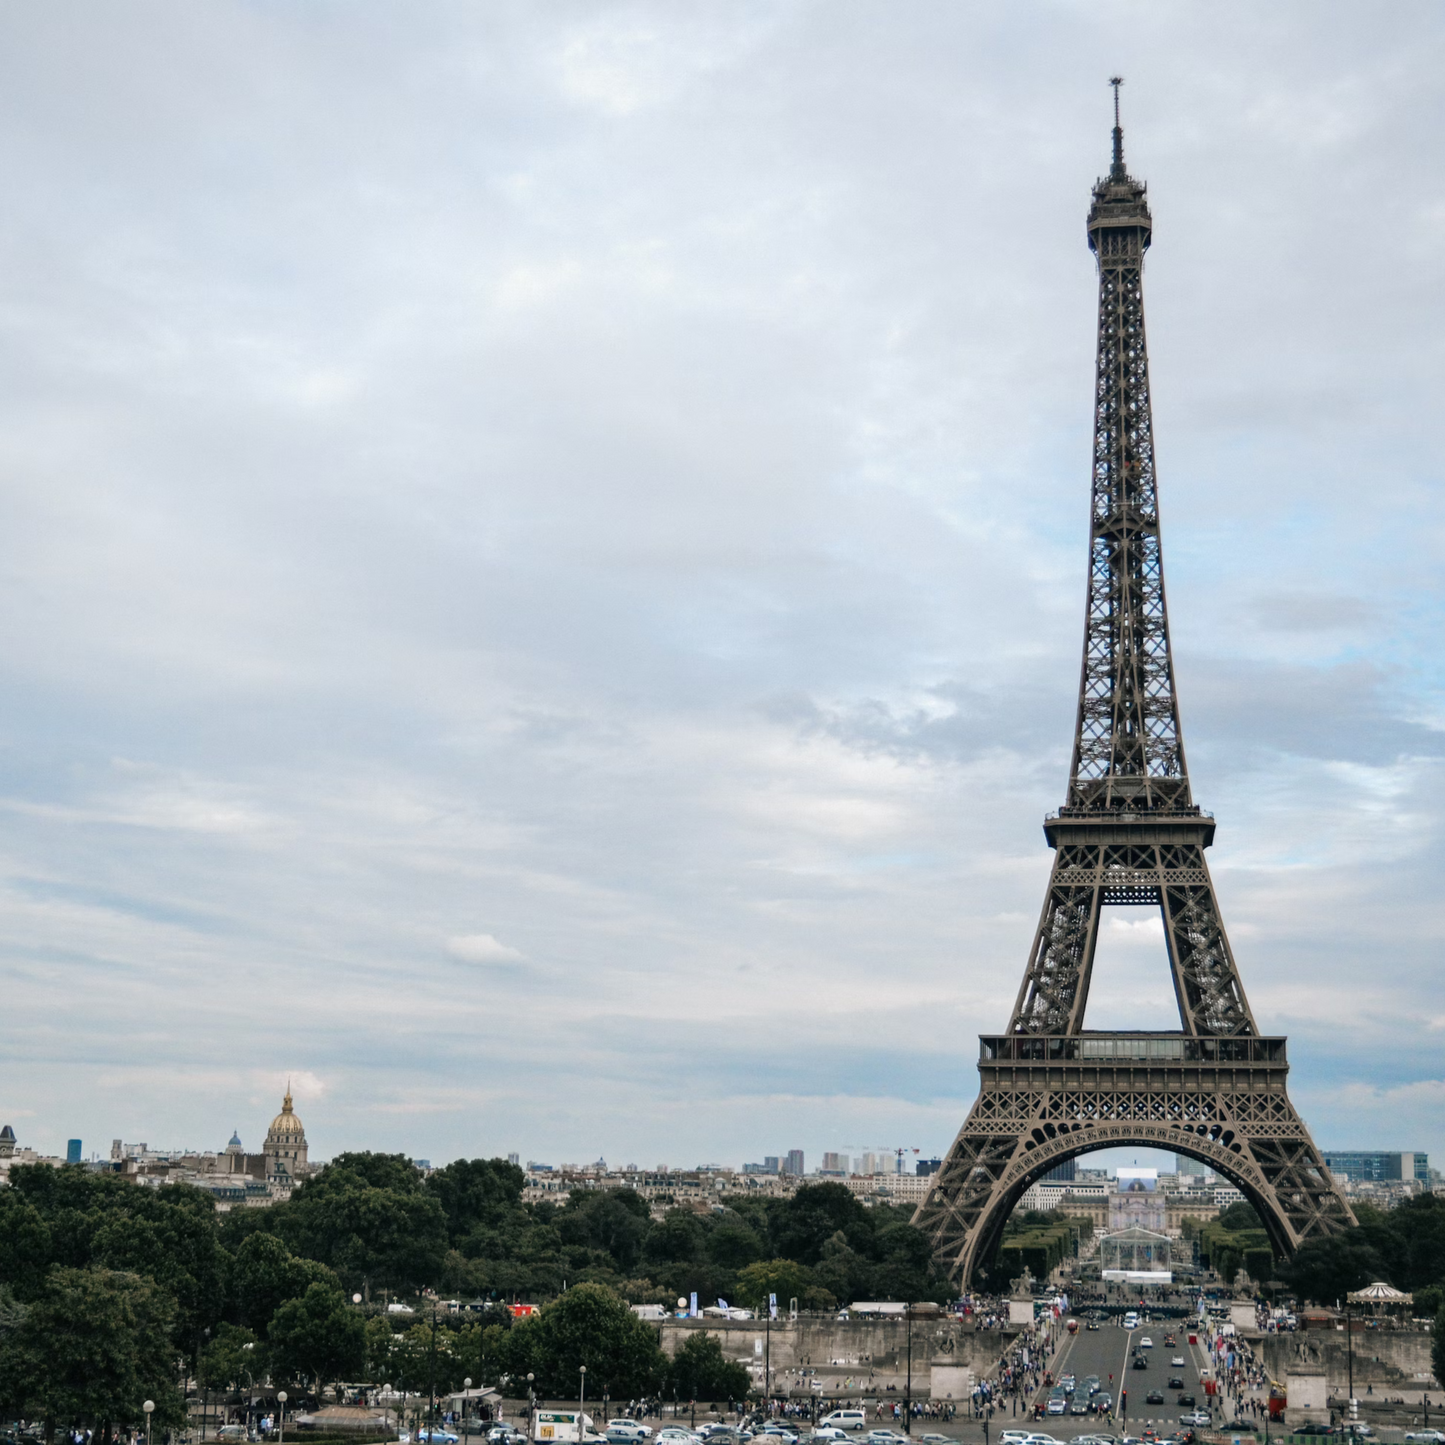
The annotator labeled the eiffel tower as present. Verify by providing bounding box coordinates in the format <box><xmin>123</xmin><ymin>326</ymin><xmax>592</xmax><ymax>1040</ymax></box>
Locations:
<box><xmin>913</xmin><ymin>83</ymin><xmax>1356</xmax><ymax>1286</ymax></box>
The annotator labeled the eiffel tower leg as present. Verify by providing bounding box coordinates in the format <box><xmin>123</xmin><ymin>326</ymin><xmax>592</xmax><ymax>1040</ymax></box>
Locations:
<box><xmin>914</xmin><ymin>1056</ymin><xmax>1355</xmax><ymax>1287</ymax></box>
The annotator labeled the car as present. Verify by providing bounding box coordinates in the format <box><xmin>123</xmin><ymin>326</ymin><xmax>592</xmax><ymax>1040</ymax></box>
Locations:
<box><xmin>1404</xmin><ymin>1435</ymin><xmax>1445</xmax><ymax>1444</ymax></box>
<box><xmin>1138</xmin><ymin>1338</ymin><xmax>1154</xmax><ymax>1350</ymax></box>
<box><xmin>608</xmin><ymin>1426</ymin><xmax>653</xmax><ymax>1444</ymax></box>
<box><xmin>1024</xmin><ymin>1436</ymin><xmax>1062</xmax><ymax>1445</ymax></box>
<box><xmin>1167</xmin><ymin>1378</ymin><xmax>1184</xmax><ymax>1390</ymax></box>
<box><xmin>1175</xmin><ymin>1395</ymin><xmax>1195</xmax><ymax>1408</ymax></box>
<box><xmin>1170</xmin><ymin>1357</ymin><xmax>1185</xmax><ymax>1368</ymax></box>
<box><xmin>1145</xmin><ymin>1393</ymin><xmax>1165</xmax><ymax>1407</ymax></box>
<box><xmin>920</xmin><ymin>1436</ymin><xmax>952</xmax><ymax>1444</ymax></box>
<box><xmin>217</xmin><ymin>1430</ymin><xmax>247</xmax><ymax>1444</ymax></box>
<box><xmin>1163</xmin><ymin>1336</ymin><xmax>1177</xmax><ymax>1348</ymax></box>
<box><xmin>1290</xmin><ymin>1428</ymin><xmax>1336</xmax><ymax>1438</ymax></box>
<box><xmin>1087</xmin><ymin>1321</ymin><xmax>1101</xmax><ymax>1331</ymax></box>
<box><xmin>1070</xmin><ymin>1403</ymin><xmax>1089</xmax><ymax>1417</ymax></box>
<box><xmin>1048</xmin><ymin>1400</ymin><xmax>1068</xmax><ymax>1416</ymax></box>
<box><xmin>656</xmin><ymin>1433</ymin><xmax>700</xmax><ymax>1445</ymax></box>
<box><xmin>1180</xmin><ymin>1416</ymin><xmax>1211</xmax><ymax>1429</ymax></box>
<box><xmin>820</xmin><ymin>1415</ymin><xmax>866</xmax><ymax>1434</ymax></box>
<box><xmin>761</xmin><ymin>1432</ymin><xmax>797</xmax><ymax>1445</ymax></box>
<box><xmin>1132</xmin><ymin>1356</ymin><xmax>1149</xmax><ymax>1370</ymax></box>
<box><xmin>865</xmin><ymin>1435</ymin><xmax>908</xmax><ymax>1445</ymax></box>
<box><xmin>1084</xmin><ymin>1377</ymin><xmax>1101</xmax><ymax>1397</ymax></box>
<box><xmin>1340</xmin><ymin>1429</ymin><xmax>1374</xmax><ymax>1440</ymax></box>
<box><xmin>1000</xmin><ymin>1435</ymin><xmax>1033</xmax><ymax>1445</ymax></box>
<box><xmin>807</xmin><ymin>1434</ymin><xmax>848</xmax><ymax>1444</ymax></box>
<box><xmin>1093</xmin><ymin>1396</ymin><xmax>1112</xmax><ymax>1414</ymax></box>
<box><xmin>417</xmin><ymin>1432</ymin><xmax>459</xmax><ymax>1444</ymax></box>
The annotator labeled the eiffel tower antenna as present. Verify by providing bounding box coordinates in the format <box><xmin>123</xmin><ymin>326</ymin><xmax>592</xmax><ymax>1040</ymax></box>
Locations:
<box><xmin>1109</xmin><ymin>76</ymin><xmax>1125</xmax><ymax>175</ymax></box>
<box><xmin>912</xmin><ymin>99</ymin><xmax>1356</xmax><ymax>1287</ymax></box>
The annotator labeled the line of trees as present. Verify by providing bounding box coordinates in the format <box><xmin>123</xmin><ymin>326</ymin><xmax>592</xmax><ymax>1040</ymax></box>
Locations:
<box><xmin>0</xmin><ymin>1159</ymin><xmax>950</xmax><ymax>1438</ymax></box>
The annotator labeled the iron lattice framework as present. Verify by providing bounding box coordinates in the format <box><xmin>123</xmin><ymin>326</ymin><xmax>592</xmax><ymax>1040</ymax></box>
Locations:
<box><xmin>913</xmin><ymin>92</ymin><xmax>1355</xmax><ymax>1286</ymax></box>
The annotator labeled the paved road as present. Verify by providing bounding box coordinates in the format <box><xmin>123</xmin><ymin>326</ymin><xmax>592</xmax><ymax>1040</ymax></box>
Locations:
<box><xmin>1027</xmin><ymin>1318</ymin><xmax>1220</xmax><ymax>1438</ymax></box>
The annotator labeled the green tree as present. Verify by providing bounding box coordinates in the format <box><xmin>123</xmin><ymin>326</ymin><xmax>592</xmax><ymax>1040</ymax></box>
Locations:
<box><xmin>771</xmin><ymin>1185</ymin><xmax>871</xmax><ymax>1266</ymax></box>
<box><xmin>666</xmin><ymin>1333</ymin><xmax>751</xmax><ymax>1401</ymax></box>
<box><xmin>267</xmin><ymin>1284</ymin><xmax>367</xmax><ymax>1391</ymax></box>
<box><xmin>0</xmin><ymin>1268</ymin><xmax>185</xmax><ymax>1438</ymax></box>
<box><xmin>502</xmin><ymin>1282</ymin><xmax>666</xmax><ymax>1398</ymax></box>
<box><xmin>200</xmin><ymin>1324</ymin><xmax>264</xmax><ymax>1392</ymax></box>
<box><xmin>229</xmin><ymin>1232</ymin><xmax>338</xmax><ymax>1336</ymax></box>
<box><xmin>425</xmin><ymin>1159</ymin><xmax>528</xmax><ymax>1247</ymax></box>
<box><xmin>735</xmin><ymin>1260</ymin><xmax>816</xmax><ymax>1313</ymax></box>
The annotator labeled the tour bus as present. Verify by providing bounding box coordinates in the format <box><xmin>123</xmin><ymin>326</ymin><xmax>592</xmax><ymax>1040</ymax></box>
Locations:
<box><xmin>534</xmin><ymin>1412</ymin><xmax>596</xmax><ymax>1443</ymax></box>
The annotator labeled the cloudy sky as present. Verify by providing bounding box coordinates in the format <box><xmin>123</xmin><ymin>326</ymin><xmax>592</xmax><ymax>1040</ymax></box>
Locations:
<box><xmin>2</xmin><ymin>3</ymin><xmax>1443</xmax><ymax>1176</ymax></box>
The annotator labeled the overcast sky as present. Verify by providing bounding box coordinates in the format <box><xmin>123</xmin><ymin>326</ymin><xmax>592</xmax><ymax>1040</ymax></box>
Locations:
<box><xmin>2</xmin><ymin>3</ymin><xmax>1443</xmax><ymax>1176</ymax></box>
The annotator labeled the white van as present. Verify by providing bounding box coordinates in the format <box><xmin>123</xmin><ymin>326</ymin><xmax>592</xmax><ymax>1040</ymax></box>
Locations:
<box><xmin>1122</xmin><ymin>1311</ymin><xmax>1140</xmax><ymax>1330</ymax></box>
<box><xmin>819</xmin><ymin>1412</ymin><xmax>866</xmax><ymax>1432</ymax></box>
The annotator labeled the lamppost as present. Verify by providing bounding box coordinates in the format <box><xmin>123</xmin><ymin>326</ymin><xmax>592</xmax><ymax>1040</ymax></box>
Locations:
<box><xmin>528</xmin><ymin>1374</ymin><xmax>536</xmax><ymax>1436</ymax></box>
<box><xmin>278</xmin><ymin>1390</ymin><xmax>288</xmax><ymax>1445</ymax></box>
<box><xmin>904</xmin><ymin>1305</ymin><xmax>913</xmax><ymax>1436</ymax></box>
<box><xmin>385</xmin><ymin>1386</ymin><xmax>393</xmax><ymax>1438</ymax></box>
<box><xmin>464</xmin><ymin>1378</ymin><xmax>473</xmax><ymax>1436</ymax></box>
<box><xmin>143</xmin><ymin>1399</ymin><xmax>154</xmax><ymax>1445</ymax></box>
<box><xmin>579</xmin><ymin>1366</ymin><xmax>588</xmax><ymax>1441</ymax></box>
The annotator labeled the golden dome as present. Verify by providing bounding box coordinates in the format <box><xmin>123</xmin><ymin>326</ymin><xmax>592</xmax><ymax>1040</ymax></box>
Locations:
<box><xmin>267</xmin><ymin>1091</ymin><xmax>306</xmax><ymax>1139</ymax></box>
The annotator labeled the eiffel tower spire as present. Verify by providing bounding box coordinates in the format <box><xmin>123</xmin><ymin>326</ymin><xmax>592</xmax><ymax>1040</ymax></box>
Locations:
<box><xmin>911</xmin><ymin>91</ymin><xmax>1356</xmax><ymax>1287</ymax></box>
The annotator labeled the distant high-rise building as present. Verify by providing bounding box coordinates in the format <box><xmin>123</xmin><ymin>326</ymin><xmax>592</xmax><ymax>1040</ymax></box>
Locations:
<box><xmin>821</xmin><ymin>1152</ymin><xmax>847</xmax><ymax>1174</ymax></box>
<box><xmin>763</xmin><ymin>1155</ymin><xmax>781</xmax><ymax>1174</ymax></box>
<box><xmin>66</xmin><ymin>1139</ymin><xmax>82</xmax><ymax>1164</ymax></box>
<box><xmin>1177</xmin><ymin>1154</ymin><xmax>1208</xmax><ymax>1176</ymax></box>
<box><xmin>916</xmin><ymin>1158</ymin><xmax>942</xmax><ymax>1176</ymax></box>
<box><xmin>1042</xmin><ymin>1159</ymin><xmax>1076</xmax><ymax>1183</ymax></box>
<box><xmin>784</xmin><ymin>1149</ymin><xmax>804</xmax><ymax>1176</ymax></box>
<box><xmin>507</xmin><ymin>1152</ymin><xmax>520</xmax><ymax>1166</ymax></box>
<box><xmin>1322</xmin><ymin>1150</ymin><xmax>1429</xmax><ymax>1183</ymax></box>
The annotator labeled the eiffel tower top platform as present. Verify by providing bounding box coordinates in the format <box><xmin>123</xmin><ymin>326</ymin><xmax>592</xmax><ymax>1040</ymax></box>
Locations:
<box><xmin>911</xmin><ymin>82</ymin><xmax>1355</xmax><ymax>1284</ymax></box>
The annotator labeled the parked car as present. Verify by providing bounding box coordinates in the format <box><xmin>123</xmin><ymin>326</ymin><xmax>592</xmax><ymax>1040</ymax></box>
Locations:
<box><xmin>1180</xmin><ymin>1416</ymin><xmax>1211</xmax><ymax>1429</ymax></box>
<box><xmin>1404</xmin><ymin>1434</ymin><xmax>1445</xmax><ymax>1443</ymax></box>
<box><xmin>217</xmin><ymin>1429</ymin><xmax>247</xmax><ymax>1443</ymax></box>
<box><xmin>819</xmin><ymin>1415</ymin><xmax>866</xmax><ymax>1434</ymax></box>
<box><xmin>417</xmin><ymin>1431</ymin><xmax>459</xmax><ymax>1444</ymax></box>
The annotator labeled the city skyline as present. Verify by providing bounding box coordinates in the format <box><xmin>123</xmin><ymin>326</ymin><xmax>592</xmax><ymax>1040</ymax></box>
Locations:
<box><xmin>2</xmin><ymin>5</ymin><xmax>1444</xmax><ymax>1168</ymax></box>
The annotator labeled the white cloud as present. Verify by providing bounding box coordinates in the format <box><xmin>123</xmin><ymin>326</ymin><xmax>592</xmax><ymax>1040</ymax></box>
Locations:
<box><xmin>0</xmin><ymin>2</ymin><xmax>1440</xmax><ymax>1171</ymax></box>
<box><xmin>447</xmin><ymin>934</ymin><xmax>525</xmax><ymax>965</ymax></box>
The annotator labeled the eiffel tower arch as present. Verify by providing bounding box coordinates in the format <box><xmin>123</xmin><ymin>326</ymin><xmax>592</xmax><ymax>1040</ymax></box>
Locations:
<box><xmin>912</xmin><ymin>84</ymin><xmax>1356</xmax><ymax>1287</ymax></box>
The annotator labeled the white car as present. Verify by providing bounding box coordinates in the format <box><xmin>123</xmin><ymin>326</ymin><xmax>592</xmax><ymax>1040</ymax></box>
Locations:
<box><xmin>606</xmin><ymin>1424</ymin><xmax>653</xmax><ymax>1443</ymax></box>
<box><xmin>1138</xmin><ymin>1337</ymin><xmax>1154</xmax><ymax>1349</ymax></box>
<box><xmin>1404</xmin><ymin>1434</ymin><xmax>1445</xmax><ymax>1443</ymax></box>
<box><xmin>1180</xmin><ymin>1415</ymin><xmax>1212</xmax><ymax>1428</ymax></box>
<box><xmin>656</xmin><ymin>1433</ymin><xmax>701</xmax><ymax>1445</ymax></box>
<box><xmin>999</xmin><ymin>1434</ymin><xmax>1033</xmax><ymax>1445</ymax></box>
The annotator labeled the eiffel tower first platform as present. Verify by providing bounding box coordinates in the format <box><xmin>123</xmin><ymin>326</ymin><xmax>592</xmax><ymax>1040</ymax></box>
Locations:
<box><xmin>912</xmin><ymin>85</ymin><xmax>1356</xmax><ymax>1286</ymax></box>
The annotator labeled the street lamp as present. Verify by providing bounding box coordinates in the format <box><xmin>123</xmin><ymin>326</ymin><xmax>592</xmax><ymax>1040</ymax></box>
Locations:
<box><xmin>278</xmin><ymin>1390</ymin><xmax>288</xmax><ymax>1445</ymax></box>
<box><xmin>385</xmin><ymin>1387</ymin><xmax>393</xmax><ymax>1437</ymax></box>
<box><xmin>143</xmin><ymin>1400</ymin><xmax>154</xmax><ymax>1445</ymax></box>
<box><xmin>528</xmin><ymin>1374</ymin><xmax>536</xmax><ymax>1436</ymax></box>
<box><xmin>579</xmin><ymin>1366</ymin><xmax>587</xmax><ymax>1441</ymax></box>
<box><xmin>465</xmin><ymin>1378</ymin><xmax>473</xmax><ymax>1436</ymax></box>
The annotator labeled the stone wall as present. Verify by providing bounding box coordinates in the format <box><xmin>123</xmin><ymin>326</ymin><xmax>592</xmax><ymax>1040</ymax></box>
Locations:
<box><xmin>1258</xmin><ymin>1330</ymin><xmax>1438</xmax><ymax>1393</ymax></box>
<box><xmin>657</xmin><ymin>1317</ymin><xmax>1018</xmax><ymax>1397</ymax></box>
